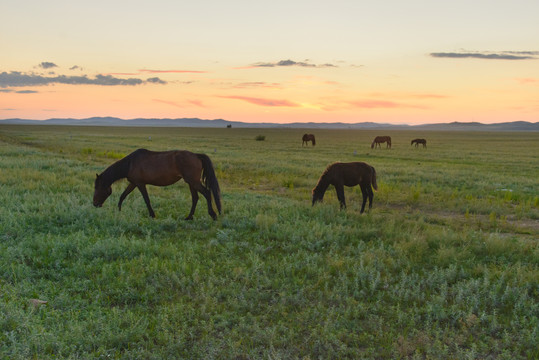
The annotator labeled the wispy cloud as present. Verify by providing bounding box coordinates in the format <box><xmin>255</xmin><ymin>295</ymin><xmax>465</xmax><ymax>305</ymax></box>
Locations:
<box><xmin>0</xmin><ymin>89</ymin><xmax>38</xmax><ymax>94</ymax></box>
<box><xmin>153</xmin><ymin>99</ymin><xmax>183</xmax><ymax>108</ymax></box>
<box><xmin>232</xmin><ymin>82</ymin><xmax>282</xmax><ymax>89</ymax></box>
<box><xmin>0</xmin><ymin>71</ymin><xmax>167</xmax><ymax>87</ymax></box>
<box><xmin>430</xmin><ymin>51</ymin><xmax>539</xmax><ymax>60</ymax></box>
<box><xmin>517</xmin><ymin>78</ymin><xmax>539</xmax><ymax>84</ymax></box>
<box><xmin>153</xmin><ymin>98</ymin><xmax>208</xmax><ymax>108</ymax></box>
<box><xmin>347</xmin><ymin>100</ymin><xmax>427</xmax><ymax>109</ymax></box>
<box><xmin>218</xmin><ymin>95</ymin><xmax>300</xmax><ymax>107</ymax></box>
<box><xmin>244</xmin><ymin>59</ymin><xmax>338</xmax><ymax>69</ymax></box>
<box><xmin>140</xmin><ymin>69</ymin><xmax>207</xmax><ymax>74</ymax></box>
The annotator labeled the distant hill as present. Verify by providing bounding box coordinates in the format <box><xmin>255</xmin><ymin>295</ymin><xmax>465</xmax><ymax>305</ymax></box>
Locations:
<box><xmin>0</xmin><ymin>117</ymin><xmax>537</xmax><ymax>131</ymax></box>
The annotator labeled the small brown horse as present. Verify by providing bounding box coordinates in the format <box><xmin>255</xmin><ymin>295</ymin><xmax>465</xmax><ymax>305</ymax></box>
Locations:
<box><xmin>371</xmin><ymin>136</ymin><xmax>391</xmax><ymax>149</ymax></box>
<box><xmin>411</xmin><ymin>138</ymin><xmax>427</xmax><ymax>148</ymax></box>
<box><xmin>93</xmin><ymin>149</ymin><xmax>221</xmax><ymax>220</ymax></box>
<box><xmin>312</xmin><ymin>162</ymin><xmax>377</xmax><ymax>213</ymax></box>
<box><xmin>302</xmin><ymin>134</ymin><xmax>316</xmax><ymax>146</ymax></box>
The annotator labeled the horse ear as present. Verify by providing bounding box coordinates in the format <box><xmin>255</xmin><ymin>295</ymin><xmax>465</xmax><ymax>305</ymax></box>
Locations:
<box><xmin>96</xmin><ymin>173</ymin><xmax>99</xmax><ymax>179</ymax></box>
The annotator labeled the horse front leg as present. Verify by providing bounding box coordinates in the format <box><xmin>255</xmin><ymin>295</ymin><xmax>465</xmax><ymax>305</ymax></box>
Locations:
<box><xmin>118</xmin><ymin>182</ymin><xmax>136</xmax><ymax>211</ymax></box>
<box><xmin>136</xmin><ymin>184</ymin><xmax>156</xmax><ymax>218</ymax></box>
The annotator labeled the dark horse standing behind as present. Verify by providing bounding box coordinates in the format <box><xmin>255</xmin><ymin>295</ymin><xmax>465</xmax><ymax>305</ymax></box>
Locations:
<box><xmin>371</xmin><ymin>136</ymin><xmax>391</xmax><ymax>149</ymax></box>
<box><xmin>411</xmin><ymin>138</ymin><xmax>427</xmax><ymax>148</ymax></box>
<box><xmin>93</xmin><ymin>149</ymin><xmax>221</xmax><ymax>220</ymax></box>
<box><xmin>302</xmin><ymin>134</ymin><xmax>316</xmax><ymax>146</ymax></box>
<box><xmin>312</xmin><ymin>162</ymin><xmax>377</xmax><ymax>213</ymax></box>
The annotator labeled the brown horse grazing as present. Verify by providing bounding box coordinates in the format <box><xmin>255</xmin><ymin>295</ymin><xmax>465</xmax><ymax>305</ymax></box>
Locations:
<box><xmin>302</xmin><ymin>134</ymin><xmax>316</xmax><ymax>146</ymax></box>
<box><xmin>312</xmin><ymin>162</ymin><xmax>377</xmax><ymax>213</ymax></box>
<box><xmin>371</xmin><ymin>136</ymin><xmax>391</xmax><ymax>149</ymax></box>
<box><xmin>411</xmin><ymin>138</ymin><xmax>427</xmax><ymax>148</ymax></box>
<box><xmin>93</xmin><ymin>149</ymin><xmax>221</xmax><ymax>220</ymax></box>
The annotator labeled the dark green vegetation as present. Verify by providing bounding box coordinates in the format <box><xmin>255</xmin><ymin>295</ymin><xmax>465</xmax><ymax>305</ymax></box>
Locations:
<box><xmin>1</xmin><ymin>125</ymin><xmax>538</xmax><ymax>359</ymax></box>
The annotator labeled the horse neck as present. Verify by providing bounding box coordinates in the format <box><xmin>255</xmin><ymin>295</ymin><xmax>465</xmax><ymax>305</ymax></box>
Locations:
<box><xmin>313</xmin><ymin>173</ymin><xmax>331</xmax><ymax>196</ymax></box>
<box><xmin>101</xmin><ymin>157</ymin><xmax>129</xmax><ymax>186</ymax></box>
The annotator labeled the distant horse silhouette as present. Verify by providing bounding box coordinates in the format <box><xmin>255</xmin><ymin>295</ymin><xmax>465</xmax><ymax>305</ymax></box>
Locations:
<box><xmin>312</xmin><ymin>162</ymin><xmax>377</xmax><ymax>213</ymax></box>
<box><xmin>302</xmin><ymin>134</ymin><xmax>316</xmax><ymax>146</ymax></box>
<box><xmin>93</xmin><ymin>149</ymin><xmax>221</xmax><ymax>220</ymax></box>
<box><xmin>411</xmin><ymin>138</ymin><xmax>427</xmax><ymax>148</ymax></box>
<box><xmin>371</xmin><ymin>136</ymin><xmax>391</xmax><ymax>149</ymax></box>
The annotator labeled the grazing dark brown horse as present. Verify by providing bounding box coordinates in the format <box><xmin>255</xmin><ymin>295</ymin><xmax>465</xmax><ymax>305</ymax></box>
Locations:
<box><xmin>93</xmin><ymin>149</ymin><xmax>221</xmax><ymax>220</ymax></box>
<box><xmin>302</xmin><ymin>134</ymin><xmax>316</xmax><ymax>146</ymax></box>
<box><xmin>312</xmin><ymin>162</ymin><xmax>377</xmax><ymax>213</ymax></box>
<box><xmin>411</xmin><ymin>138</ymin><xmax>427</xmax><ymax>148</ymax></box>
<box><xmin>371</xmin><ymin>136</ymin><xmax>391</xmax><ymax>149</ymax></box>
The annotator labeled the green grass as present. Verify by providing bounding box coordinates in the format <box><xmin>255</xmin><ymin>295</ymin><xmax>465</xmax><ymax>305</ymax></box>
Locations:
<box><xmin>1</xmin><ymin>125</ymin><xmax>538</xmax><ymax>359</ymax></box>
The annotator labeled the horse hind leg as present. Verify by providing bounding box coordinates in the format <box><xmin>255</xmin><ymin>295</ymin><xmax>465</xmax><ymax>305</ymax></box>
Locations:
<box><xmin>188</xmin><ymin>182</ymin><xmax>217</xmax><ymax>220</ymax></box>
<box><xmin>359</xmin><ymin>184</ymin><xmax>369</xmax><ymax>213</ymax></box>
<box><xmin>367</xmin><ymin>183</ymin><xmax>374</xmax><ymax>210</ymax></box>
<box><xmin>185</xmin><ymin>185</ymin><xmax>199</xmax><ymax>220</ymax></box>
<box><xmin>335</xmin><ymin>184</ymin><xmax>346</xmax><ymax>209</ymax></box>
<box><xmin>137</xmin><ymin>184</ymin><xmax>156</xmax><ymax>218</ymax></box>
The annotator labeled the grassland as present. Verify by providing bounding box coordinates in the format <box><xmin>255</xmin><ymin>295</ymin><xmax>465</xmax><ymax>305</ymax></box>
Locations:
<box><xmin>0</xmin><ymin>124</ymin><xmax>538</xmax><ymax>359</ymax></box>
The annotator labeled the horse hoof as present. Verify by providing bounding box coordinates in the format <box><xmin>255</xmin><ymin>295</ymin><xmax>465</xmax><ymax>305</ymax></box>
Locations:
<box><xmin>184</xmin><ymin>216</ymin><xmax>193</xmax><ymax>221</ymax></box>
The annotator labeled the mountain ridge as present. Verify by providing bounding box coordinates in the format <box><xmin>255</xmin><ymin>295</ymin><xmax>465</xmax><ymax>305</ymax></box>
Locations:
<box><xmin>0</xmin><ymin>117</ymin><xmax>537</xmax><ymax>131</ymax></box>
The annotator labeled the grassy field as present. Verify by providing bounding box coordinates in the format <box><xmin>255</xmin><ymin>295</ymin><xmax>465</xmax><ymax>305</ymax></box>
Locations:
<box><xmin>0</xmin><ymin>124</ymin><xmax>538</xmax><ymax>359</ymax></box>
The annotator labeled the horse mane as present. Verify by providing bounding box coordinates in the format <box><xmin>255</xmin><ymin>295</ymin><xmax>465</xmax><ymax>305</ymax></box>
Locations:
<box><xmin>98</xmin><ymin>153</ymin><xmax>132</xmax><ymax>186</ymax></box>
<box><xmin>312</xmin><ymin>163</ymin><xmax>334</xmax><ymax>195</ymax></box>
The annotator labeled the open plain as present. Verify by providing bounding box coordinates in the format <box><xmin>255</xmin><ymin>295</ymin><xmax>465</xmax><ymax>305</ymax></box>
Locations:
<box><xmin>1</xmin><ymin>125</ymin><xmax>538</xmax><ymax>359</ymax></box>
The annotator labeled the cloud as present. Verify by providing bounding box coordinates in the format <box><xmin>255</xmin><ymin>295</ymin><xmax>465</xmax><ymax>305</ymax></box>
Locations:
<box><xmin>69</xmin><ymin>65</ymin><xmax>82</xmax><ymax>71</ymax></box>
<box><xmin>430</xmin><ymin>51</ymin><xmax>539</xmax><ymax>60</ymax></box>
<box><xmin>219</xmin><ymin>95</ymin><xmax>300</xmax><ymax>107</ymax></box>
<box><xmin>39</xmin><ymin>62</ymin><xmax>58</xmax><ymax>69</ymax></box>
<box><xmin>146</xmin><ymin>77</ymin><xmax>167</xmax><ymax>84</ymax></box>
<box><xmin>232</xmin><ymin>82</ymin><xmax>282</xmax><ymax>89</ymax></box>
<box><xmin>153</xmin><ymin>98</ymin><xmax>208</xmax><ymax>108</ymax></box>
<box><xmin>347</xmin><ymin>100</ymin><xmax>427</xmax><ymax>109</ymax></box>
<box><xmin>0</xmin><ymin>71</ymin><xmax>167</xmax><ymax>87</ymax></box>
<box><xmin>247</xmin><ymin>59</ymin><xmax>338</xmax><ymax>68</ymax></box>
<box><xmin>140</xmin><ymin>69</ymin><xmax>207</xmax><ymax>74</ymax></box>
<box><xmin>187</xmin><ymin>99</ymin><xmax>207</xmax><ymax>108</ymax></box>
<box><xmin>16</xmin><ymin>90</ymin><xmax>38</xmax><ymax>94</ymax></box>
<box><xmin>153</xmin><ymin>99</ymin><xmax>183</xmax><ymax>108</ymax></box>
<box><xmin>517</xmin><ymin>78</ymin><xmax>539</xmax><ymax>84</ymax></box>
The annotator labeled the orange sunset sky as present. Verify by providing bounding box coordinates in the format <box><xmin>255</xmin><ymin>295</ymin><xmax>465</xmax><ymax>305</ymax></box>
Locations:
<box><xmin>1</xmin><ymin>0</ymin><xmax>538</xmax><ymax>125</ymax></box>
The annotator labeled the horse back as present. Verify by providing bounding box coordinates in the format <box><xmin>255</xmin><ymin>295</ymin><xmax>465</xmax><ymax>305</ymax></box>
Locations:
<box><xmin>127</xmin><ymin>149</ymin><xmax>201</xmax><ymax>186</ymax></box>
<box><xmin>330</xmin><ymin>162</ymin><xmax>373</xmax><ymax>186</ymax></box>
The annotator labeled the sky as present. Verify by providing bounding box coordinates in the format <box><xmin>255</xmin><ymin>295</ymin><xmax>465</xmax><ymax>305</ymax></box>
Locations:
<box><xmin>1</xmin><ymin>0</ymin><xmax>538</xmax><ymax>125</ymax></box>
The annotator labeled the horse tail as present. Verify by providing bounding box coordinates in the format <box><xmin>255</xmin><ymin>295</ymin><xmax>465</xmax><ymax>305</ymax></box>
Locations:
<box><xmin>312</xmin><ymin>136</ymin><xmax>316</xmax><ymax>146</ymax></box>
<box><xmin>196</xmin><ymin>153</ymin><xmax>222</xmax><ymax>214</ymax></box>
<box><xmin>371</xmin><ymin>166</ymin><xmax>378</xmax><ymax>191</ymax></box>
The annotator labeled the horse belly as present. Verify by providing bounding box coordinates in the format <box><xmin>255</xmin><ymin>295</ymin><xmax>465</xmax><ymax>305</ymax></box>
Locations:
<box><xmin>128</xmin><ymin>166</ymin><xmax>182</xmax><ymax>187</ymax></box>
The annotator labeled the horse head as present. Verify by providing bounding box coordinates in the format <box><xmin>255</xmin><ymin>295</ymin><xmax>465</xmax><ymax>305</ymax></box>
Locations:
<box><xmin>311</xmin><ymin>187</ymin><xmax>324</xmax><ymax>206</ymax></box>
<box><xmin>93</xmin><ymin>174</ymin><xmax>112</xmax><ymax>207</ymax></box>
